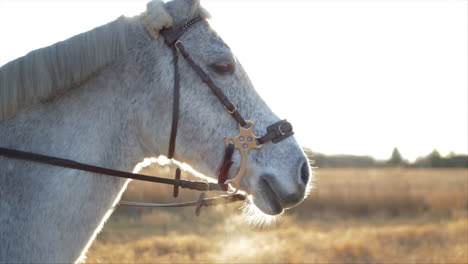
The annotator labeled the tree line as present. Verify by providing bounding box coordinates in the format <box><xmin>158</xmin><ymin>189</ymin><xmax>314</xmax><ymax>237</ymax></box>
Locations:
<box><xmin>305</xmin><ymin>147</ymin><xmax>468</xmax><ymax>168</ymax></box>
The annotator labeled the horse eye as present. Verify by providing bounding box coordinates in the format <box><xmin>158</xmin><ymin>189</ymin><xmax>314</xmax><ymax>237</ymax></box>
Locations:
<box><xmin>210</xmin><ymin>60</ymin><xmax>235</xmax><ymax>75</ymax></box>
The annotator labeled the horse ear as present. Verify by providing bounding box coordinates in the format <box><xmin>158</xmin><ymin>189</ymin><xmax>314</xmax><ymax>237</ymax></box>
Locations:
<box><xmin>163</xmin><ymin>0</ymin><xmax>210</xmax><ymax>24</ymax></box>
<box><xmin>199</xmin><ymin>2</ymin><xmax>211</xmax><ymax>20</ymax></box>
<box><xmin>141</xmin><ymin>0</ymin><xmax>174</xmax><ymax>39</ymax></box>
<box><xmin>183</xmin><ymin>0</ymin><xmax>211</xmax><ymax>19</ymax></box>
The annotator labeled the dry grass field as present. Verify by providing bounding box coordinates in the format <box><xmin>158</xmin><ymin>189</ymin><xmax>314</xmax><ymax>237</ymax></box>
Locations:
<box><xmin>87</xmin><ymin>168</ymin><xmax>468</xmax><ymax>263</ymax></box>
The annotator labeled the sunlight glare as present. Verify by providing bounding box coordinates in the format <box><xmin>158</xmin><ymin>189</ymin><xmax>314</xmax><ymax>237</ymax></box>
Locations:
<box><xmin>132</xmin><ymin>155</ymin><xmax>216</xmax><ymax>183</ymax></box>
<box><xmin>133</xmin><ymin>156</ymin><xmax>287</xmax><ymax>227</ymax></box>
<box><xmin>240</xmin><ymin>197</ymin><xmax>282</xmax><ymax>228</ymax></box>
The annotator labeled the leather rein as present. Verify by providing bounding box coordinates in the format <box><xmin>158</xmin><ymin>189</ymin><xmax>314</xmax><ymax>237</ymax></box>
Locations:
<box><xmin>0</xmin><ymin>16</ymin><xmax>294</xmax><ymax>216</ymax></box>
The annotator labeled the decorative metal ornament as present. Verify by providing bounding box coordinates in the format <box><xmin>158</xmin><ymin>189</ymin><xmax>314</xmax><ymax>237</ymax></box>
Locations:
<box><xmin>225</xmin><ymin>120</ymin><xmax>263</xmax><ymax>190</ymax></box>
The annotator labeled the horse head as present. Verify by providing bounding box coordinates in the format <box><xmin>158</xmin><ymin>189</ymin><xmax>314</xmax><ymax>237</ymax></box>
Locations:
<box><xmin>137</xmin><ymin>0</ymin><xmax>312</xmax><ymax>215</ymax></box>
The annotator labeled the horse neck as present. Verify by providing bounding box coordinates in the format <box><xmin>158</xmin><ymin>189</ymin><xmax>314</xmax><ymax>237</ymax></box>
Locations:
<box><xmin>0</xmin><ymin>40</ymin><xmax>172</xmax><ymax>262</ymax></box>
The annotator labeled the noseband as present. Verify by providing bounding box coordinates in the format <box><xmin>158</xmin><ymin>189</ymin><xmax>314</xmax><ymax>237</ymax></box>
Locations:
<box><xmin>0</xmin><ymin>16</ymin><xmax>294</xmax><ymax>216</ymax></box>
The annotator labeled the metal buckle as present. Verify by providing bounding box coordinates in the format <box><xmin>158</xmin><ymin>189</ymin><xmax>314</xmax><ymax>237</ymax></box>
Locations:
<box><xmin>267</xmin><ymin>120</ymin><xmax>294</xmax><ymax>144</ymax></box>
<box><xmin>277</xmin><ymin>123</ymin><xmax>287</xmax><ymax>136</ymax></box>
<box><xmin>224</xmin><ymin>105</ymin><xmax>237</xmax><ymax>114</ymax></box>
<box><xmin>174</xmin><ymin>40</ymin><xmax>182</xmax><ymax>51</ymax></box>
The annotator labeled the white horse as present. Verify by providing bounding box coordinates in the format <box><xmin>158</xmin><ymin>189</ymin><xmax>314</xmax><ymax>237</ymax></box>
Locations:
<box><xmin>0</xmin><ymin>0</ymin><xmax>311</xmax><ymax>262</ymax></box>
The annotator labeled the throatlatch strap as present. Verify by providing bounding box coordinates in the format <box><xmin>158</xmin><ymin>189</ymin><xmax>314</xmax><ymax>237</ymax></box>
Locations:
<box><xmin>161</xmin><ymin>18</ymin><xmax>205</xmax><ymax>161</ymax></box>
<box><xmin>167</xmin><ymin>45</ymin><xmax>180</xmax><ymax>159</ymax></box>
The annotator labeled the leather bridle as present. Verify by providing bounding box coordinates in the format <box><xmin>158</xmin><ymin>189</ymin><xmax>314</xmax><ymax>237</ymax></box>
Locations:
<box><xmin>0</xmin><ymin>16</ymin><xmax>294</xmax><ymax>216</ymax></box>
<box><xmin>159</xmin><ymin>16</ymin><xmax>293</xmax><ymax>190</ymax></box>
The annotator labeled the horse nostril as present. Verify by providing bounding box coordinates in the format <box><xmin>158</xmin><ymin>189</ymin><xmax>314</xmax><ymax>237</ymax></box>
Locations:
<box><xmin>300</xmin><ymin>161</ymin><xmax>310</xmax><ymax>185</ymax></box>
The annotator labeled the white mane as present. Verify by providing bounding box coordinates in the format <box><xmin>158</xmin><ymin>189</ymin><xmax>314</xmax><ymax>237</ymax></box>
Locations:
<box><xmin>0</xmin><ymin>0</ymin><xmax>173</xmax><ymax>122</ymax></box>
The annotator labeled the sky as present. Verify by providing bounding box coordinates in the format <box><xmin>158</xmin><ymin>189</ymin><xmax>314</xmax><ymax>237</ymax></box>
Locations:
<box><xmin>0</xmin><ymin>0</ymin><xmax>466</xmax><ymax>161</ymax></box>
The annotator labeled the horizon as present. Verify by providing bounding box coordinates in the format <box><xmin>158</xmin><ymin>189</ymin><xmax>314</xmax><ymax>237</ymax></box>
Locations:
<box><xmin>307</xmin><ymin>147</ymin><xmax>467</xmax><ymax>162</ymax></box>
<box><xmin>0</xmin><ymin>0</ymin><xmax>466</xmax><ymax>161</ymax></box>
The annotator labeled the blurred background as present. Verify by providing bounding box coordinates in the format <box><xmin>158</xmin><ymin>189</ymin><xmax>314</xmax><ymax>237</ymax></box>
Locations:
<box><xmin>86</xmin><ymin>165</ymin><xmax>467</xmax><ymax>263</ymax></box>
<box><xmin>1</xmin><ymin>0</ymin><xmax>467</xmax><ymax>263</ymax></box>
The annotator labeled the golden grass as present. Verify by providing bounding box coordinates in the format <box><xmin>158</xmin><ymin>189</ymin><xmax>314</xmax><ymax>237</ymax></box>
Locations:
<box><xmin>87</xmin><ymin>168</ymin><xmax>468</xmax><ymax>263</ymax></box>
<box><xmin>296</xmin><ymin>168</ymin><xmax>468</xmax><ymax>218</ymax></box>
